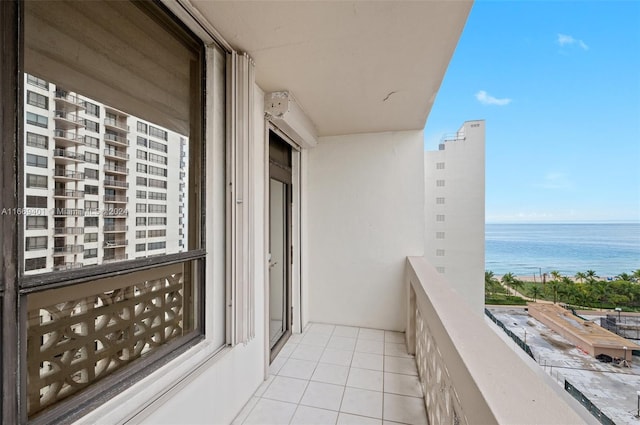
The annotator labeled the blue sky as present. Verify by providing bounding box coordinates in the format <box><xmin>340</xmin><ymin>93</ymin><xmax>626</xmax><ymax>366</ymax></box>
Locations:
<box><xmin>424</xmin><ymin>1</ymin><xmax>640</xmax><ymax>223</ymax></box>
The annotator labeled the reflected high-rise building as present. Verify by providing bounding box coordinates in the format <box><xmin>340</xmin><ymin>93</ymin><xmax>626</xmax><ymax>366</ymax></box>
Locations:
<box><xmin>23</xmin><ymin>74</ymin><xmax>188</xmax><ymax>274</ymax></box>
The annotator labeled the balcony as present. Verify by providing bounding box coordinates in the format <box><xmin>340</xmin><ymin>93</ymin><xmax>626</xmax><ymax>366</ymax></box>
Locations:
<box><xmin>53</xmin><ymin>90</ymin><xmax>85</xmax><ymax>108</ymax></box>
<box><xmin>53</xmin><ymin>227</ymin><xmax>84</xmax><ymax>235</ymax></box>
<box><xmin>104</xmin><ymin>164</ymin><xmax>129</xmax><ymax>175</ymax></box>
<box><xmin>103</xmin><ymin>149</ymin><xmax>129</xmax><ymax>160</ymax></box>
<box><xmin>104</xmin><ymin>118</ymin><xmax>129</xmax><ymax>133</ymax></box>
<box><xmin>53</xmin><ymin>149</ymin><xmax>84</xmax><ymax>163</ymax></box>
<box><xmin>53</xmin><ymin>110</ymin><xmax>85</xmax><ymax>129</ymax></box>
<box><xmin>103</xmin><ymin>179</ymin><xmax>128</xmax><ymax>189</ymax></box>
<box><xmin>52</xmin><ymin>262</ymin><xmax>83</xmax><ymax>271</ymax></box>
<box><xmin>53</xmin><ymin>188</ymin><xmax>84</xmax><ymax>199</ymax></box>
<box><xmin>103</xmin><ymin>239</ymin><xmax>127</xmax><ymax>248</ymax></box>
<box><xmin>103</xmin><ymin>195</ymin><xmax>128</xmax><ymax>203</ymax></box>
<box><xmin>53</xmin><ymin>129</ymin><xmax>84</xmax><ymax>147</ymax></box>
<box><xmin>102</xmin><ymin>208</ymin><xmax>128</xmax><ymax>217</ymax></box>
<box><xmin>403</xmin><ymin>257</ymin><xmax>588</xmax><ymax>425</ymax></box>
<box><xmin>53</xmin><ymin>169</ymin><xmax>84</xmax><ymax>181</ymax></box>
<box><xmin>52</xmin><ymin>244</ymin><xmax>84</xmax><ymax>255</ymax></box>
<box><xmin>103</xmin><ymin>224</ymin><xmax>128</xmax><ymax>232</ymax></box>
<box><xmin>104</xmin><ymin>132</ymin><xmax>129</xmax><ymax>146</ymax></box>
<box><xmin>52</xmin><ymin>208</ymin><xmax>84</xmax><ymax>217</ymax></box>
<box><xmin>103</xmin><ymin>254</ymin><xmax>128</xmax><ymax>263</ymax></box>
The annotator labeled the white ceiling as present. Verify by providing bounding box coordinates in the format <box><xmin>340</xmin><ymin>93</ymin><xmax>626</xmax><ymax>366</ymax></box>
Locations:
<box><xmin>191</xmin><ymin>1</ymin><xmax>472</xmax><ymax>137</ymax></box>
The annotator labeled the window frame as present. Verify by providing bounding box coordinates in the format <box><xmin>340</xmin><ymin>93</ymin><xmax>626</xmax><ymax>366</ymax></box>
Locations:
<box><xmin>2</xmin><ymin>1</ymin><xmax>210</xmax><ymax>423</ymax></box>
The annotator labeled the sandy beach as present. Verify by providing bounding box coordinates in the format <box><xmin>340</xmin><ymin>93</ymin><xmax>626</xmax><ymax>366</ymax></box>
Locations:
<box><xmin>494</xmin><ymin>274</ymin><xmax>616</xmax><ymax>283</ymax></box>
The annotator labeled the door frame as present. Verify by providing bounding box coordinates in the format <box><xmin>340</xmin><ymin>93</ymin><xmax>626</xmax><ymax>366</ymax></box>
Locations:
<box><xmin>264</xmin><ymin>122</ymin><xmax>302</xmax><ymax>372</ymax></box>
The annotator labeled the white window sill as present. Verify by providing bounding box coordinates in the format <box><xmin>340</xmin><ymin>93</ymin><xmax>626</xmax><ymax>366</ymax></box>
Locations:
<box><xmin>73</xmin><ymin>341</ymin><xmax>231</xmax><ymax>425</ymax></box>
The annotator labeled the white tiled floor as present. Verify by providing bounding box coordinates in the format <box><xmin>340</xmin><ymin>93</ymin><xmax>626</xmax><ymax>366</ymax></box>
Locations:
<box><xmin>233</xmin><ymin>323</ymin><xmax>427</xmax><ymax>425</ymax></box>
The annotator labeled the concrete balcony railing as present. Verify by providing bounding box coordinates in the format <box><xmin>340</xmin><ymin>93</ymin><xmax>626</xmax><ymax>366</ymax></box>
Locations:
<box><xmin>104</xmin><ymin>118</ymin><xmax>130</xmax><ymax>133</ymax></box>
<box><xmin>104</xmin><ymin>133</ymin><xmax>129</xmax><ymax>146</ymax></box>
<box><xmin>103</xmin><ymin>224</ymin><xmax>128</xmax><ymax>232</ymax></box>
<box><xmin>53</xmin><ymin>245</ymin><xmax>84</xmax><ymax>255</ymax></box>
<box><xmin>53</xmin><ymin>188</ymin><xmax>84</xmax><ymax>199</ymax></box>
<box><xmin>104</xmin><ymin>164</ymin><xmax>129</xmax><ymax>174</ymax></box>
<box><xmin>405</xmin><ymin>257</ymin><xmax>590</xmax><ymax>425</ymax></box>
<box><xmin>53</xmin><ymin>149</ymin><xmax>84</xmax><ymax>162</ymax></box>
<box><xmin>104</xmin><ymin>149</ymin><xmax>129</xmax><ymax>160</ymax></box>
<box><xmin>54</xmin><ymin>90</ymin><xmax>85</xmax><ymax>107</ymax></box>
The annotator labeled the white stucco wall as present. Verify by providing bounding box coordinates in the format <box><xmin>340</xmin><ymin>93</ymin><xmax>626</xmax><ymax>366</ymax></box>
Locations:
<box><xmin>305</xmin><ymin>130</ymin><xmax>424</xmax><ymax>331</ymax></box>
<box><xmin>424</xmin><ymin>120</ymin><xmax>485</xmax><ymax>314</ymax></box>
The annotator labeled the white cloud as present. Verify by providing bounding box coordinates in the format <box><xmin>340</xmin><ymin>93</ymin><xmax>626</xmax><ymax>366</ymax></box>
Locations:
<box><xmin>475</xmin><ymin>90</ymin><xmax>512</xmax><ymax>106</ymax></box>
<box><xmin>557</xmin><ymin>33</ymin><xmax>589</xmax><ymax>50</ymax></box>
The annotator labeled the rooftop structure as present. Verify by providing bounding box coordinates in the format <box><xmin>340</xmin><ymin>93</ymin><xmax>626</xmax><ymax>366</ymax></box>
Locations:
<box><xmin>528</xmin><ymin>303</ymin><xmax>640</xmax><ymax>361</ymax></box>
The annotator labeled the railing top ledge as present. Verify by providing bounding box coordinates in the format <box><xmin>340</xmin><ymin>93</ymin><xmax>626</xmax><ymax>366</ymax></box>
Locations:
<box><xmin>405</xmin><ymin>256</ymin><xmax>591</xmax><ymax>425</ymax></box>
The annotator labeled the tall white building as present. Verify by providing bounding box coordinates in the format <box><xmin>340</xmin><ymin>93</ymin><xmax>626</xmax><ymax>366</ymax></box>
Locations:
<box><xmin>23</xmin><ymin>75</ymin><xmax>186</xmax><ymax>274</ymax></box>
<box><xmin>425</xmin><ymin>120</ymin><xmax>486</xmax><ymax>313</ymax></box>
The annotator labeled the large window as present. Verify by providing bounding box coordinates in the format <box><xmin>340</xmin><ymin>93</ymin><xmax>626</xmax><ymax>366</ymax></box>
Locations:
<box><xmin>26</xmin><ymin>111</ymin><xmax>47</xmax><ymax>128</ymax></box>
<box><xmin>26</xmin><ymin>132</ymin><xmax>48</xmax><ymax>149</ymax></box>
<box><xmin>26</xmin><ymin>216</ymin><xmax>47</xmax><ymax>229</ymax></box>
<box><xmin>26</xmin><ymin>173</ymin><xmax>47</xmax><ymax>188</ymax></box>
<box><xmin>25</xmin><ymin>236</ymin><xmax>47</xmax><ymax>251</ymax></box>
<box><xmin>4</xmin><ymin>1</ymin><xmax>207</xmax><ymax>422</ymax></box>
<box><xmin>26</xmin><ymin>153</ymin><xmax>47</xmax><ymax>168</ymax></box>
<box><xmin>27</xmin><ymin>90</ymin><xmax>48</xmax><ymax>109</ymax></box>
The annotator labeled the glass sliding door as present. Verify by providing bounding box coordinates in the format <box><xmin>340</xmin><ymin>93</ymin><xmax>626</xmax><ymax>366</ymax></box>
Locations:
<box><xmin>269</xmin><ymin>131</ymin><xmax>292</xmax><ymax>360</ymax></box>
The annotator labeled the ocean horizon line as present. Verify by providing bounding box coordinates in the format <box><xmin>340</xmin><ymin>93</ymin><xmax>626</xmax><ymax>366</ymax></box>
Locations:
<box><xmin>486</xmin><ymin>220</ymin><xmax>640</xmax><ymax>225</ymax></box>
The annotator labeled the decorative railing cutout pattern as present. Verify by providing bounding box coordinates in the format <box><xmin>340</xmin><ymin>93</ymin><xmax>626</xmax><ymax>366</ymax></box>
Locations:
<box><xmin>415</xmin><ymin>303</ymin><xmax>465</xmax><ymax>425</ymax></box>
<box><xmin>26</xmin><ymin>264</ymin><xmax>190</xmax><ymax>416</ymax></box>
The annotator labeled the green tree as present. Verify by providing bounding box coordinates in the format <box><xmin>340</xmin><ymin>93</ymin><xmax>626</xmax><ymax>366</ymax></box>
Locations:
<box><xmin>550</xmin><ymin>270</ymin><xmax>562</xmax><ymax>281</ymax></box>
<box><xmin>586</xmin><ymin>270</ymin><xmax>598</xmax><ymax>283</ymax></box>
<box><xmin>633</xmin><ymin>269</ymin><xmax>640</xmax><ymax>283</ymax></box>
<box><xmin>548</xmin><ymin>279</ymin><xmax>560</xmax><ymax>304</ymax></box>
<box><xmin>618</xmin><ymin>272</ymin><xmax>633</xmax><ymax>282</ymax></box>
<box><xmin>531</xmin><ymin>285</ymin><xmax>540</xmax><ymax>302</ymax></box>
<box><xmin>511</xmin><ymin>278</ymin><xmax>524</xmax><ymax>297</ymax></box>
<box><xmin>501</xmin><ymin>272</ymin><xmax>516</xmax><ymax>295</ymax></box>
<box><xmin>574</xmin><ymin>271</ymin><xmax>586</xmax><ymax>283</ymax></box>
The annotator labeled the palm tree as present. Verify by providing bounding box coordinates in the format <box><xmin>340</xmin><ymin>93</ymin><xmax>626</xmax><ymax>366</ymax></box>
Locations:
<box><xmin>531</xmin><ymin>285</ymin><xmax>540</xmax><ymax>302</ymax></box>
<box><xmin>485</xmin><ymin>271</ymin><xmax>501</xmax><ymax>297</ymax></box>
<box><xmin>551</xmin><ymin>280</ymin><xmax>559</xmax><ymax>304</ymax></box>
<box><xmin>632</xmin><ymin>269</ymin><xmax>640</xmax><ymax>283</ymax></box>
<box><xmin>586</xmin><ymin>269</ymin><xmax>598</xmax><ymax>283</ymax></box>
<box><xmin>501</xmin><ymin>272</ymin><xmax>516</xmax><ymax>295</ymax></box>
<box><xmin>511</xmin><ymin>278</ymin><xmax>524</xmax><ymax>298</ymax></box>
<box><xmin>617</xmin><ymin>273</ymin><xmax>633</xmax><ymax>282</ymax></box>
<box><xmin>550</xmin><ymin>270</ymin><xmax>562</xmax><ymax>281</ymax></box>
<box><xmin>574</xmin><ymin>271</ymin><xmax>586</xmax><ymax>283</ymax></box>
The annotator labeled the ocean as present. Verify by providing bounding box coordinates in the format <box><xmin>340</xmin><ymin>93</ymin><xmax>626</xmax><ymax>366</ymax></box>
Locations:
<box><xmin>485</xmin><ymin>222</ymin><xmax>640</xmax><ymax>278</ymax></box>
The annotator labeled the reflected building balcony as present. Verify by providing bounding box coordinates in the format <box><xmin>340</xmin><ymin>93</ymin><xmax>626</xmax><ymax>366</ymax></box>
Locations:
<box><xmin>53</xmin><ymin>149</ymin><xmax>84</xmax><ymax>163</ymax></box>
<box><xmin>53</xmin><ymin>188</ymin><xmax>84</xmax><ymax>199</ymax></box>
<box><xmin>52</xmin><ymin>244</ymin><xmax>84</xmax><ymax>255</ymax></box>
